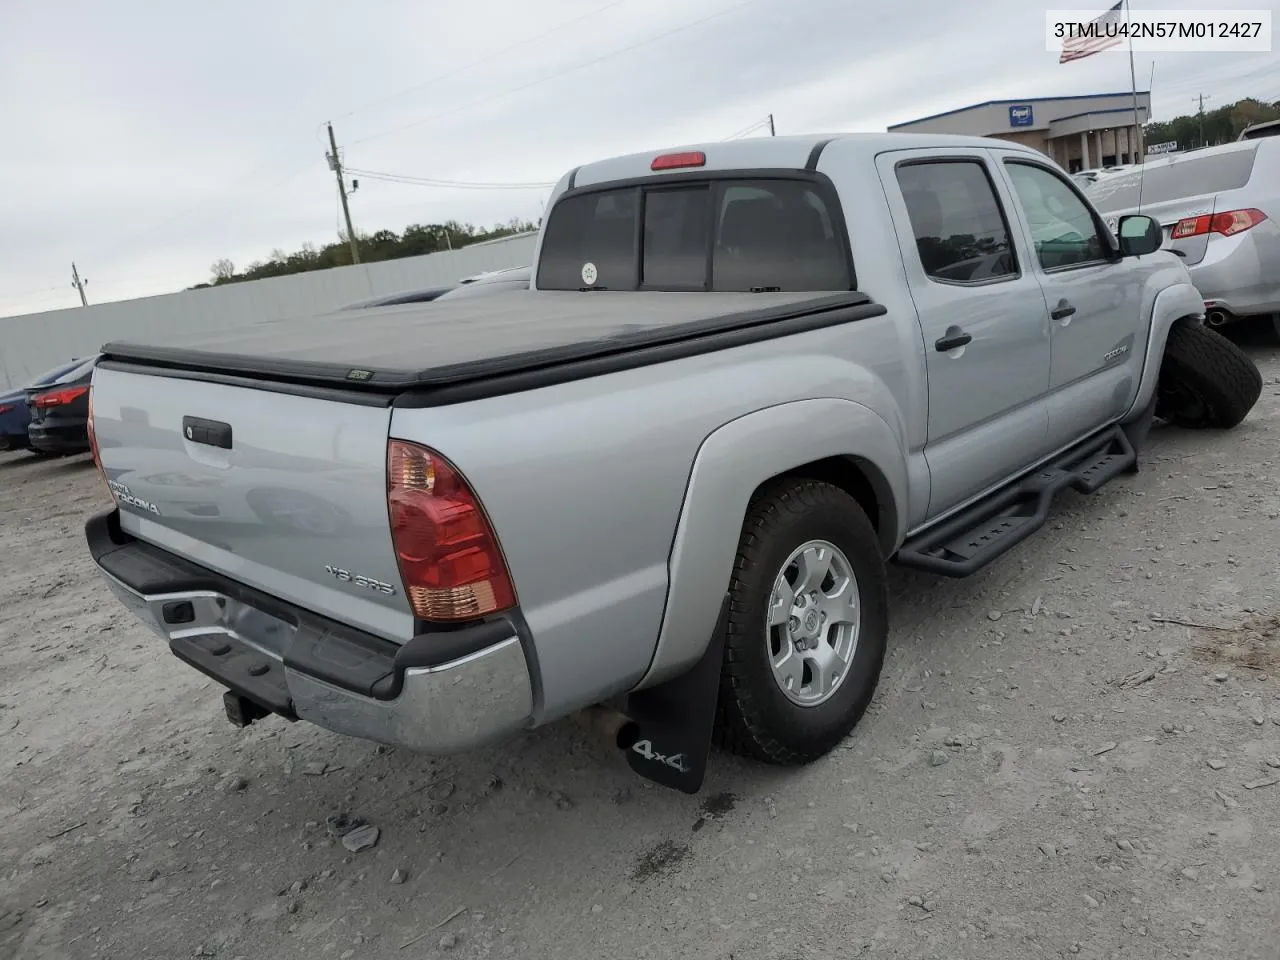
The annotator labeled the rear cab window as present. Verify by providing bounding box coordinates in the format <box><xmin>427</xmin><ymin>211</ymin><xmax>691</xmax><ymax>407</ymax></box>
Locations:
<box><xmin>535</xmin><ymin>177</ymin><xmax>853</xmax><ymax>292</ymax></box>
<box><xmin>1085</xmin><ymin>146</ymin><xmax>1259</xmax><ymax>213</ymax></box>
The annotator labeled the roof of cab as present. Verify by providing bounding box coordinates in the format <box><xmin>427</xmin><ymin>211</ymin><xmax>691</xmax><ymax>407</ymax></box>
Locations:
<box><xmin>568</xmin><ymin>132</ymin><xmax>1047</xmax><ymax>189</ymax></box>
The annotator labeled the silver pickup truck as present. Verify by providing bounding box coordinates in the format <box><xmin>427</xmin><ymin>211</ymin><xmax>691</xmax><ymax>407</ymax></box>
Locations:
<box><xmin>84</xmin><ymin>133</ymin><xmax>1261</xmax><ymax>794</ymax></box>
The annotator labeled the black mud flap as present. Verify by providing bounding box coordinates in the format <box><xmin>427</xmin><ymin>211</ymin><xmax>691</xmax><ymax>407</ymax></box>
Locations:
<box><xmin>618</xmin><ymin>597</ymin><xmax>728</xmax><ymax>795</ymax></box>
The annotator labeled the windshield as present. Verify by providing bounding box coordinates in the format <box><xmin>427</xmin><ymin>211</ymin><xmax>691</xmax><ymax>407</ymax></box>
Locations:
<box><xmin>1086</xmin><ymin>146</ymin><xmax>1259</xmax><ymax>212</ymax></box>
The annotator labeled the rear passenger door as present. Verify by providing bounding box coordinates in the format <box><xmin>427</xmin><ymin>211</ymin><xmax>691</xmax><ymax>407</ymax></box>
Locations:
<box><xmin>991</xmin><ymin>152</ymin><xmax>1149</xmax><ymax>450</ymax></box>
<box><xmin>877</xmin><ymin>149</ymin><xmax>1053</xmax><ymax>516</ymax></box>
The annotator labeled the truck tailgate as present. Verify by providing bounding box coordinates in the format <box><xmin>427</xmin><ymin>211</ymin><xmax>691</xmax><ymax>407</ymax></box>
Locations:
<box><xmin>90</xmin><ymin>365</ymin><xmax>414</xmax><ymax>643</ymax></box>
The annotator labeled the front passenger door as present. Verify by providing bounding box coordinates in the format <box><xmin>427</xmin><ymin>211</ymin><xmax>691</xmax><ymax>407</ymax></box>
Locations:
<box><xmin>993</xmin><ymin>155</ymin><xmax>1147</xmax><ymax>451</ymax></box>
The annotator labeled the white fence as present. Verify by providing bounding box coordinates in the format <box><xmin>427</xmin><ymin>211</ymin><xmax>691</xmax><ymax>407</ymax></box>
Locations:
<box><xmin>0</xmin><ymin>232</ymin><xmax>538</xmax><ymax>391</ymax></box>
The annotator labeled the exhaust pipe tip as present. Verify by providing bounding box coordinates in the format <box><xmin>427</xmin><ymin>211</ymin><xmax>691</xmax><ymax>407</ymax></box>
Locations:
<box><xmin>572</xmin><ymin>705</ymin><xmax>638</xmax><ymax>749</ymax></box>
<box><xmin>1206</xmin><ymin>309</ymin><xmax>1230</xmax><ymax>328</ymax></box>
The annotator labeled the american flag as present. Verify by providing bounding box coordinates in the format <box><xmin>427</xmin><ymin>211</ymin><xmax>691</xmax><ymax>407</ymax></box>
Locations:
<box><xmin>1059</xmin><ymin>1</ymin><xmax>1125</xmax><ymax>63</ymax></box>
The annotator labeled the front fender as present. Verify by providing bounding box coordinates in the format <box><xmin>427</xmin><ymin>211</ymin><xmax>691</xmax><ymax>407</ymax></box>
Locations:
<box><xmin>636</xmin><ymin>397</ymin><xmax>908</xmax><ymax>689</ymax></box>
<box><xmin>1123</xmin><ymin>280</ymin><xmax>1204</xmax><ymax>422</ymax></box>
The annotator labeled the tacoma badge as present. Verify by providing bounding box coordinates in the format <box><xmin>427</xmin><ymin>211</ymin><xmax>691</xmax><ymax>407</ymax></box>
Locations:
<box><xmin>108</xmin><ymin>480</ymin><xmax>161</xmax><ymax>516</ymax></box>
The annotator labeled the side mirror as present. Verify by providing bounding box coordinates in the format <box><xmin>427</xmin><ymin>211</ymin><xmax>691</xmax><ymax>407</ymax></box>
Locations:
<box><xmin>1117</xmin><ymin>214</ymin><xmax>1163</xmax><ymax>256</ymax></box>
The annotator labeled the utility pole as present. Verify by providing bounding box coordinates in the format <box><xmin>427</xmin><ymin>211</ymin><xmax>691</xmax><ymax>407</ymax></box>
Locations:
<box><xmin>1194</xmin><ymin>93</ymin><xmax>1211</xmax><ymax>147</ymax></box>
<box><xmin>70</xmin><ymin>262</ymin><xmax>89</xmax><ymax>306</ymax></box>
<box><xmin>326</xmin><ymin>122</ymin><xmax>361</xmax><ymax>265</ymax></box>
<box><xmin>768</xmin><ymin>113</ymin><xmax>776</xmax><ymax>137</ymax></box>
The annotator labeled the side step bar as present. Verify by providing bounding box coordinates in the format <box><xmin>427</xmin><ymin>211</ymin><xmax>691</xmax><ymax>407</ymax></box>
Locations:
<box><xmin>895</xmin><ymin>425</ymin><xmax>1136</xmax><ymax>578</ymax></box>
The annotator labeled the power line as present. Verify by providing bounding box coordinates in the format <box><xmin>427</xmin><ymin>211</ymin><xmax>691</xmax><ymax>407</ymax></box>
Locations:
<box><xmin>348</xmin><ymin>0</ymin><xmax>769</xmax><ymax>147</ymax></box>
<box><xmin>350</xmin><ymin>105</ymin><xmax>786</xmax><ymax>191</ymax></box>
<box><xmin>722</xmin><ymin>115</ymin><xmax>775</xmax><ymax>141</ymax></box>
<box><xmin>345</xmin><ymin>167</ymin><xmax>557</xmax><ymax>190</ymax></box>
<box><xmin>335</xmin><ymin>0</ymin><xmax>632</xmax><ymax>123</ymax></box>
<box><xmin>1154</xmin><ymin>59</ymin><xmax>1278</xmax><ymax>96</ymax></box>
<box><xmin>351</xmin><ymin>106</ymin><xmax>789</xmax><ymax>192</ymax></box>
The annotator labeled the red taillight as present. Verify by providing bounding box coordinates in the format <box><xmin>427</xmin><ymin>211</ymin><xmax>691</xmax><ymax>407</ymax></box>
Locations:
<box><xmin>0</xmin><ymin>404</ymin><xmax>12</xmax><ymax>415</ymax></box>
<box><xmin>1171</xmin><ymin>208</ymin><xmax>1267</xmax><ymax>240</ymax></box>
<box><xmin>387</xmin><ymin>440</ymin><xmax>516</xmax><ymax>623</ymax></box>
<box><xmin>85</xmin><ymin>389</ymin><xmax>113</xmax><ymax>500</ymax></box>
<box><xmin>86</xmin><ymin>391</ymin><xmax>101</xmax><ymax>466</ymax></box>
<box><xmin>651</xmin><ymin>151</ymin><xmax>706</xmax><ymax>171</ymax></box>
<box><xmin>32</xmin><ymin>385</ymin><xmax>88</xmax><ymax>408</ymax></box>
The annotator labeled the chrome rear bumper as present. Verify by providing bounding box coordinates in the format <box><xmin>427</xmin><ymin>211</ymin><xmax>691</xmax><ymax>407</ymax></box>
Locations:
<box><xmin>90</xmin><ymin>509</ymin><xmax>534</xmax><ymax>755</ymax></box>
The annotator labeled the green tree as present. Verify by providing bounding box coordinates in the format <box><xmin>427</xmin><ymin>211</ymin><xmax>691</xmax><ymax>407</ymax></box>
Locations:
<box><xmin>1145</xmin><ymin>96</ymin><xmax>1280</xmax><ymax>150</ymax></box>
<box><xmin>201</xmin><ymin>216</ymin><xmax>538</xmax><ymax>288</ymax></box>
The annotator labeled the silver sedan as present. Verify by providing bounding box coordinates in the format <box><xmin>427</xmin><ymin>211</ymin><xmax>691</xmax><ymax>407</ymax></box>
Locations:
<box><xmin>1084</xmin><ymin>138</ymin><xmax>1280</xmax><ymax>335</ymax></box>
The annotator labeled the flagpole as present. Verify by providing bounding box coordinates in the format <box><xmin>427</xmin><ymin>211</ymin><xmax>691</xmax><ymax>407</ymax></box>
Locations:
<box><xmin>1124</xmin><ymin>0</ymin><xmax>1144</xmax><ymax>165</ymax></box>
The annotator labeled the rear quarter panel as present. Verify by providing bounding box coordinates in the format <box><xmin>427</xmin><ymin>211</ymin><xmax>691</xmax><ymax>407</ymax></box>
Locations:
<box><xmin>390</xmin><ymin>315</ymin><xmax>916</xmax><ymax>723</ymax></box>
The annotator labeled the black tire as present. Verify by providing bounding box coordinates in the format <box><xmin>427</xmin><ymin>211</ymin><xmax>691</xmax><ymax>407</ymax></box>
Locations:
<box><xmin>714</xmin><ymin>479</ymin><xmax>889</xmax><ymax>765</ymax></box>
<box><xmin>1156</xmin><ymin>321</ymin><xmax>1262</xmax><ymax>429</ymax></box>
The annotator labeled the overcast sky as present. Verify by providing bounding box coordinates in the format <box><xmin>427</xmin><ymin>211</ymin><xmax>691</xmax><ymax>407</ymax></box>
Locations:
<box><xmin>2</xmin><ymin>0</ymin><xmax>1277</xmax><ymax>317</ymax></box>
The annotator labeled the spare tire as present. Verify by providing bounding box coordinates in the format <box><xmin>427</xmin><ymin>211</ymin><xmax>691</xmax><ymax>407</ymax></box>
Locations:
<box><xmin>1156</xmin><ymin>321</ymin><xmax>1263</xmax><ymax>429</ymax></box>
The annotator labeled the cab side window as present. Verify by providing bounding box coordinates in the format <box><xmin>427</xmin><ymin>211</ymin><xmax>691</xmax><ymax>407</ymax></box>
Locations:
<box><xmin>895</xmin><ymin>160</ymin><xmax>1018</xmax><ymax>284</ymax></box>
<box><xmin>1004</xmin><ymin>162</ymin><xmax>1107</xmax><ymax>270</ymax></box>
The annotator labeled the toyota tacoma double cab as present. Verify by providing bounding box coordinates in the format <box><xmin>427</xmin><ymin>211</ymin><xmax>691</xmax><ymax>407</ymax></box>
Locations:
<box><xmin>84</xmin><ymin>133</ymin><xmax>1262</xmax><ymax>794</ymax></box>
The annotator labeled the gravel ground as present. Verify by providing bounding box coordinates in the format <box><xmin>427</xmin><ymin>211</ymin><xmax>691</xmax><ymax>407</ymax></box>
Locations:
<box><xmin>3</xmin><ymin>339</ymin><xmax>1280</xmax><ymax>960</ymax></box>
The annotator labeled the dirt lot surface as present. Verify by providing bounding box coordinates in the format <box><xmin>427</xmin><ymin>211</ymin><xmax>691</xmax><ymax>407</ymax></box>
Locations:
<box><xmin>3</xmin><ymin>340</ymin><xmax>1280</xmax><ymax>960</ymax></box>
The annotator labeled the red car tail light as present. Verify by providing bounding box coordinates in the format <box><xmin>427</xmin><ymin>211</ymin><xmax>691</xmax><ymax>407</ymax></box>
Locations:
<box><xmin>1170</xmin><ymin>208</ymin><xmax>1267</xmax><ymax>239</ymax></box>
<box><xmin>85</xmin><ymin>388</ymin><xmax>114</xmax><ymax>502</ymax></box>
<box><xmin>651</xmin><ymin>151</ymin><xmax>706</xmax><ymax>171</ymax></box>
<box><xmin>0</xmin><ymin>404</ymin><xmax>13</xmax><ymax>415</ymax></box>
<box><xmin>31</xmin><ymin>385</ymin><xmax>88</xmax><ymax>408</ymax></box>
<box><xmin>1210</xmin><ymin>208</ymin><xmax>1267</xmax><ymax>236</ymax></box>
<box><xmin>387</xmin><ymin>440</ymin><xmax>516</xmax><ymax>622</ymax></box>
<box><xmin>1170</xmin><ymin>215</ymin><xmax>1209</xmax><ymax>239</ymax></box>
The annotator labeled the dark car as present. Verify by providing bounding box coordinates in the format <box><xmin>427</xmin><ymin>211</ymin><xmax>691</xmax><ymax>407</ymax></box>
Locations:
<box><xmin>433</xmin><ymin>265</ymin><xmax>531</xmax><ymax>300</ymax></box>
<box><xmin>0</xmin><ymin>357</ymin><xmax>86</xmax><ymax>452</ymax></box>
<box><xmin>27</xmin><ymin>356</ymin><xmax>97</xmax><ymax>455</ymax></box>
<box><xmin>338</xmin><ymin>286</ymin><xmax>453</xmax><ymax>310</ymax></box>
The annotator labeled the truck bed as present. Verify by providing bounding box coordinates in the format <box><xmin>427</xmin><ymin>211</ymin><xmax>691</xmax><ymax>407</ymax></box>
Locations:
<box><xmin>98</xmin><ymin>290</ymin><xmax>881</xmax><ymax>404</ymax></box>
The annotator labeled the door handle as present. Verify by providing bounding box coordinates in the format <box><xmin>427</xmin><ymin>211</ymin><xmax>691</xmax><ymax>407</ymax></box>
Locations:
<box><xmin>1050</xmin><ymin>300</ymin><xmax>1076</xmax><ymax>321</ymax></box>
<box><xmin>934</xmin><ymin>330</ymin><xmax>973</xmax><ymax>352</ymax></box>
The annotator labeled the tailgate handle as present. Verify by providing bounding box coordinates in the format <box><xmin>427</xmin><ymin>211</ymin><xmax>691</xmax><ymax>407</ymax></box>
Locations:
<box><xmin>183</xmin><ymin>416</ymin><xmax>233</xmax><ymax>450</ymax></box>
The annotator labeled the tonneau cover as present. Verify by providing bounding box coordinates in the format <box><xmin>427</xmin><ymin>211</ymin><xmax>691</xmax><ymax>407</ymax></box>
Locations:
<box><xmin>99</xmin><ymin>289</ymin><xmax>870</xmax><ymax>392</ymax></box>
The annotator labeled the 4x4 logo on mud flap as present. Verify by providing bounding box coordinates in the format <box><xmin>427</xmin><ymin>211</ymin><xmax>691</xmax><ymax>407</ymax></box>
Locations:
<box><xmin>630</xmin><ymin>739</ymin><xmax>690</xmax><ymax>773</ymax></box>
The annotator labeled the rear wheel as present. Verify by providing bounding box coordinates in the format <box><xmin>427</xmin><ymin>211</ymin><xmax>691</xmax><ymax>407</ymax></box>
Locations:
<box><xmin>1156</xmin><ymin>321</ymin><xmax>1262</xmax><ymax>429</ymax></box>
<box><xmin>714</xmin><ymin>479</ymin><xmax>888</xmax><ymax>765</ymax></box>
